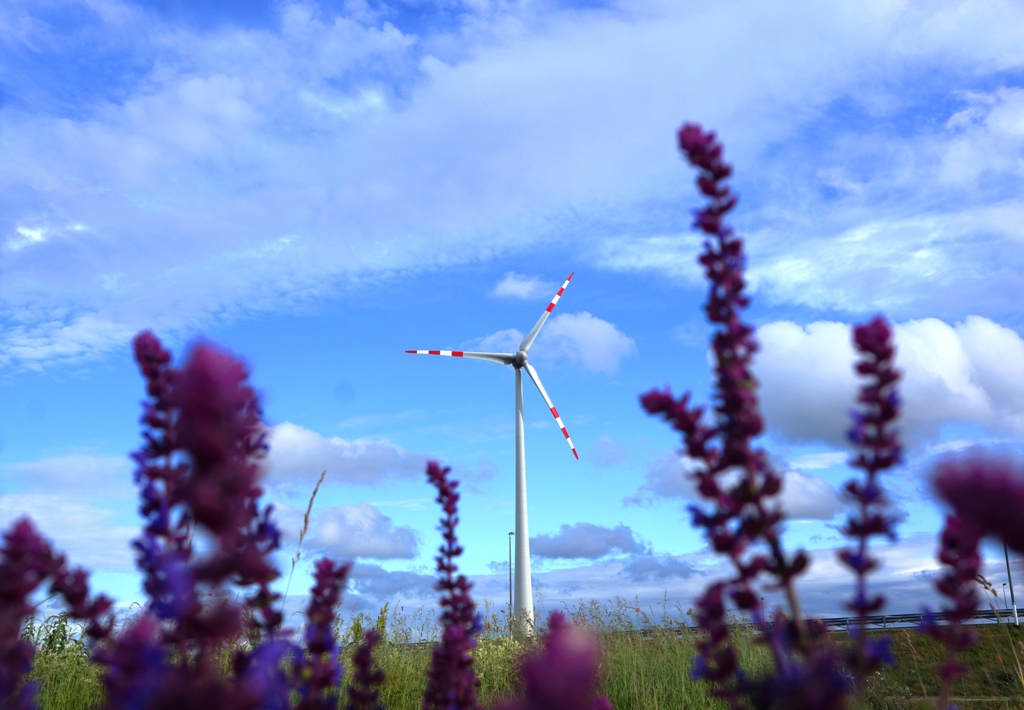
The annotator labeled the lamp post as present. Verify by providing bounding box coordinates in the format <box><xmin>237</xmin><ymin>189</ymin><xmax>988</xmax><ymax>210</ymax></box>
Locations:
<box><xmin>1004</xmin><ymin>583</ymin><xmax>1009</xmax><ymax>610</ymax></box>
<box><xmin>508</xmin><ymin>532</ymin><xmax>515</xmax><ymax>632</ymax></box>
<box><xmin>1005</xmin><ymin>543</ymin><xmax>1019</xmax><ymax>627</ymax></box>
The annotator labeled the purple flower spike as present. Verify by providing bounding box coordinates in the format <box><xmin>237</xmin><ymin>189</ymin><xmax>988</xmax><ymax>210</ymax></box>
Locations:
<box><xmin>921</xmin><ymin>514</ymin><xmax>983</xmax><ymax>709</ymax></box>
<box><xmin>93</xmin><ymin>613</ymin><xmax>167</xmax><ymax>710</ymax></box>
<box><xmin>494</xmin><ymin>612</ymin><xmax>611</xmax><ymax>710</ymax></box>
<box><xmin>837</xmin><ymin>315</ymin><xmax>902</xmax><ymax>686</ymax></box>
<box><xmin>124</xmin><ymin>331</ymin><xmax>291</xmax><ymax>703</ymax></box>
<box><xmin>1</xmin><ymin>517</ymin><xmax>115</xmax><ymax>708</ymax></box>
<box><xmin>643</xmin><ymin>122</ymin><xmax>816</xmax><ymax>706</ymax></box>
<box><xmin>346</xmin><ymin>630</ymin><xmax>385</xmax><ymax>710</ymax></box>
<box><xmin>292</xmin><ymin>557</ymin><xmax>351</xmax><ymax>708</ymax></box>
<box><xmin>423</xmin><ymin>461</ymin><xmax>481</xmax><ymax>710</ymax></box>
<box><xmin>174</xmin><ymin>342</ymin><xmax>267</xmax><ymax>538</ymax></box>
<box><xmin>932</xmin><ymin>449</ymin><xmax>1024</xmax><ymax>553</ymax></box>
<box><xmin>238</xmin><ymin>638</ymin><xmax>301</xmax><ymax>710</ymax></box>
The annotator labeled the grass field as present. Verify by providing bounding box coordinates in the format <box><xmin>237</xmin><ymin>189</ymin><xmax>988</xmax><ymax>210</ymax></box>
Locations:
<box><xmin>16</xmin><ymin>596</ymin><xmax>1024</xmax><ymax>709</ymax></box>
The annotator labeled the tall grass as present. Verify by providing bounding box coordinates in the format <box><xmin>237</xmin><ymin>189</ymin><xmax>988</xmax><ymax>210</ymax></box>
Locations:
<box><xmin>21</xmin><ymin>596</ymin><xmax>1024</xmax><ymax>709</ymax></box>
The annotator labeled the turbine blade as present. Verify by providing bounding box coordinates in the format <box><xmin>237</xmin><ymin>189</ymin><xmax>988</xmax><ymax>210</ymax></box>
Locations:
<box><xmin>519</xmin><ymin>272</ymin><xmax>574</xmax><ymax>353</ymax></box>
<box><xmin>405</xmin><ymin>350</ymin><xmax>514</xmax><ymax>365</ymax></box>
<box><xmin>523</xmin><ymin>362</ymin><xmax>578</xmax><ymax>460</ymax></box>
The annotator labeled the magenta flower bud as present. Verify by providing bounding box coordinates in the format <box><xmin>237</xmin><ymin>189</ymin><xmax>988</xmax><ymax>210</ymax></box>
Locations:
<box><xmin>931</xmin><ymin>449</ymin><xmax>1024</xmax><ymax>553</ymax></box>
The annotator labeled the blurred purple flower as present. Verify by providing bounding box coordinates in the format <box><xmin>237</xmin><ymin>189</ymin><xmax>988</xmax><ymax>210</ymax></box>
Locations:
<box><xmin>236</xmin><ymin>638</ymin><xmax>301</xmax><ymax>710</ymax></box>
<box><xmin>494</xmin><ymin>611</ymin><xmax>611</xmax><ymax>710</ymax></box>
<box><xmin>932</xmin><ymin>449</ymin><xmax>1024</xmax><ymax>553</ymax></box>
<box><xmin>93</xmin><ymin>613</ymin><xmax>167</xmax><ymax>710</ymax></box>
<box><xmin>1</xmin><ymin>517</ymin><xmax>114</xmax><ymax>709</ymax></box>
<box><xmin>120</xmin><ymin>331</ymin><xmax>293</xmax><ymax>703</ymax></box>
<box><xmin>423</xmin><ymin>461</ymin><xmax>481</xmax><ymax>710</ymax></box>
<box><xmin>920</xmin><ymin>513</ymin><xmax>982</xmax><ymax>708</ymax></box>
<box><xmin>346</xmin><ymin>630</ymin><xmax>385</xmax><ymax>710</ymax></box>
<box><xmin>289</xmin><ymin>558</ymin><xmax>350</xmax><ymax>709</ymax></box>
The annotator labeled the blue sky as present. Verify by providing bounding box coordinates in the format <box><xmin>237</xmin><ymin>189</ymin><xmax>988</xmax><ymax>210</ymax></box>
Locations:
<box><xmin>2</xmin><ymin>0</ymin><xmax>1024</xmax><ymax>633</ymax></box>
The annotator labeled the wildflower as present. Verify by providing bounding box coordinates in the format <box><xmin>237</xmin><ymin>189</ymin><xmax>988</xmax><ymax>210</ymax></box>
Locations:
<box><xmin>423</xmin><ymin>461</ymin><xmax>481</xmax><ymax>710</ymax></box>
<box><xmin>931</xmin><ymin>449</ymin><xmax>1024</xmax><ymax>553</ymax></box>
<box><xmin>0</xmin><ymin>517</ymin><xmax>114</xmax><ymax>708</ymax></box>
<box><xmin>494</xmin><ymin>611</ymin><xmax>612</xmax><ymax>710</ymax></box>
<box><xmin>120</xmin><ymin>332</ymin><xmax>289</xmax><ymax>703</ymax></box>
<box><xmin>346</xmin><ymin>630</ymin><xmax>385</xmax><ymax>710</ymax></box>
<box><xmin>643</xmin><ymin>122</ymin><xmax>813</xmax><ymax>707</ymax></box>
<box><xmin>837</xmin><ymin>315</ymin><xmax>901</xmax><ymax>684</ymax></box>
<box><xmin>920</xmin><ymin>514</ymin><xmax>982</xmax><ymax>708</ymax></box>
<box><xmin>236</xmin><ymin>638</ymin><xmax>301</xmax><ymax>710</ymax></box>
<box><xmin>92</xmin><ymin>613</ymin><xmax>167</xmax><ymax>710</ymax></box>
<box><xmin>290</xmin><ymin>558</ymin><xmax>350</xmax><ymax>709</ymax></box>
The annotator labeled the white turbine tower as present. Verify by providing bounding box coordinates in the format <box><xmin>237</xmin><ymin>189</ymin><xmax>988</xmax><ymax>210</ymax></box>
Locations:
<box><xmin>406</xmin><ymin>273</ymin><xmax>578</xmax><ymax>632</ymax></box>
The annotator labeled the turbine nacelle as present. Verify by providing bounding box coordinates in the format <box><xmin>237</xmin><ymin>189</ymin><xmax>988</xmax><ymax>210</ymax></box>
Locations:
<box><xmin>512</xmin><ymin>350</ymin><xmax>527</xmax><ymax>369</ymax></box>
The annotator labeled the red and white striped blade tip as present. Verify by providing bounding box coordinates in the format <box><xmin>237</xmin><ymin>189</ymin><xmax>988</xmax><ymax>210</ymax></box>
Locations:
<box><xmin>405</xmin><ymin>349</ymin><xmax>465</xmax><ymax>356</ymax></box>
<box><xmin>548</xmin><ymin>406</ymin><xmax>578</xmax><ymax>460</ymax></box>
<box><xmin>544</xmin><ymin>273</ymin><xmax>574</xmax><ymax>314</ymax></box>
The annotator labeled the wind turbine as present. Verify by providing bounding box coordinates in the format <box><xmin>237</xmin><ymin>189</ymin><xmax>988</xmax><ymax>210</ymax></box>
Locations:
<box><xmin>406</xmin><ymin>273</ymin><xmax>578</xmax><ymax>632</ymax></box>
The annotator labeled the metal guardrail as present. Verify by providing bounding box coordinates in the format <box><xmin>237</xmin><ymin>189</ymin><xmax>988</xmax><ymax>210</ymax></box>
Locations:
<box><xmin>817</xmin><ymin>607</ymin><xmax>1020</xmax><ymax>632</ymax></box>
<box><xmin>609</xmin><ymin>607</ymin><xmax>1024</xmax><ymax>640</ymax></box>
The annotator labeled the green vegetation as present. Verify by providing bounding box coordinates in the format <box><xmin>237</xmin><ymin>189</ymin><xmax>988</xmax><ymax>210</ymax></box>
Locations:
<box><xmin>17</xmin><ymin>596</ymin><xmax>1024</xmax><ymax>709</ymax></box>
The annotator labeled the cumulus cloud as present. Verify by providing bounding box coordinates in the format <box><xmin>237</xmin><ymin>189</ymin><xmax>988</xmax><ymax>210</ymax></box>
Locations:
<box><xmin>491</xmin><ymin>272</ymin><xmax>554</xmax><ymax>300</ymax></box>
<box><xmin>621</xmin><ymin>554</ymin><xmax>700</xmax><ymax>583</ymax></box>
<box><xmin>274</xmin><ymin>501</ymin><xmax>418</xmax><ymax>559</ymax></box>
<box><xmin>775</xmin><ymin>470</ymin><xmax>844</xmax><ymax>521</ymax></box>
<box><xmin>261</xmin><ymin>421</ymin><xmax>430</xmax><ymax>488</ymax></box>
<box><xmin>531</xmin><ymin>522</ymin><xmax>647</xmax><ymax>559</ymax></box>
<box><xmin>349</xmin><ymin>562</ymin><xmax>435</xmax><ymax>598</ymax></box>
<box><xmin>626</xmin><ymin>452</ymin><xmax>843</xmax><ymax>521</ymax></box>
<box><xmin>753</xmin><ymin>315</ymin><xmax>1024</xmax><ymax>449</ymax></box>
<box><xmin>622</xmin><ymin>452</ymin><xmax>698</xmax><ymax>506</ymax></box>
<box><xmin>473</xmin><ymin>311</ymin><xmax>635</xmax><ymax>374</ymax></box>
<box><xmin>477</xmin><ymin>328</ymin><xmax>523</xmax><ymax>353</ymax></box>
<box><xmin>535</xmin><ymin>312</ymin><xmax>636</xmax><ymax>373</ymax></box>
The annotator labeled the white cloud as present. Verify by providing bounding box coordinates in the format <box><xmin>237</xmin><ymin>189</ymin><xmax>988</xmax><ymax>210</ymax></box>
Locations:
<box><xmin>1</xmin><ymin>452</ymin><xmax>135</xmax><ymax>500</ymax></box>
<box><xmin>274</xmin><ymin>500</ymin><xmax>419</xmax><ymax>560</ymax></box>
<box><xmin>532</xmin><ymin>522</ymin><xmax>647</xmax><ymax>559</ymax></box>
<box><xmin>621</xmin><ymin>554</ymin><xmax>700</xmax><ymax>583</ymax></box>
<box><xmin>4</xmin><ymin>226</ymin><xmax>47</xmax><ymax>252</ymax></box>
<box><xmin>788</xmin><ymin>451</ymin><xmax>848</xmax><ymax>470</ymax></box>
<box><xmin>626</xmin><ymin>451</ymin><xmax>844</xmax><ymax>521</ymax></box>
<box><xmin>476</xmin><ymin>328</ymin><xmax>523</xmax><ymax>353</ymax></box>
<box><xmin>936</xmin><ymin>87</ymin><xmax>1024</xmax><ymax>188</ymax></box>
<box><xmin>2</xmin><ymin>0</ymin><xmax>1023</xmax><ymax>377</ymax></box>
<box><xmin>0</xmin><ymin>313</ymin><xmax>139</xmax><ymax>372</ymax></box>
<box><xmin>535</xmin><ymin>311</ymin><xmax>636</xmax><ymax>373</ymax></box>
<box><xmin>593</xmin><ymin>234</ymin><xmax>700</xmax><ymax>283</ymax></box>
<box><xmin>0</xmin><ymin>494</ymin><xmax>137</xmax><ymax>572</ymax></box>
<box><xmin>261</xmin><ymin>421</ymin><xmax>430</xmax><ymax>489</ymax></box>
<box><xmin>775</xmin><ymin>470</ymin><xmax>844</xmax><ymax>521</ymax></box>
<box><xmin>349</xmin><ymin>562</ymin><xmax>435</xmax><ymax>598</ymax></box>
<box><xmin>491</xmin><ymin>272</ymin><xmax>554</xmax><ymax>300</ymax></box>
<box><xmin>753</xmin><ymin>315</ymin><xmax>1024</xmax><ymax>450</ymax></box>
